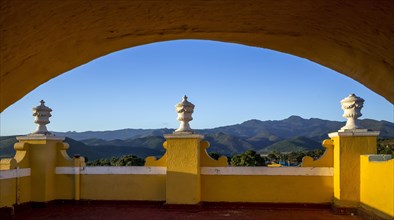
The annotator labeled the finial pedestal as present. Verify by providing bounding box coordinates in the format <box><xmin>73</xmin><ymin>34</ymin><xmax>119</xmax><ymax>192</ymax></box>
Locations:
<box><xmin>164</xmin><ymin>95</ymin><xmax>203</xmax><ymax>204</ymax></box>
<box><xmin>31</xmin><ymin>100</ymin><xmax>53</xmax><ymax>136</ymax></box>
<box><xmin>174</xmin><ymin>95</ymin><xmax>195</xmax><ymax>134</ymax></box>
<box><xmin>339</xmin><ymin>94</ymin><xmax>364</xmax><ymax>131</ymax></box>
<box><xmin>329</xmin><ymin>94</ymin><xmax>380</xmax><ymax>209</ymax></box>
<box><xmin>14</xmin><ymin>100</ymin><xmax>75</xmax><ymax>202</ymax></box>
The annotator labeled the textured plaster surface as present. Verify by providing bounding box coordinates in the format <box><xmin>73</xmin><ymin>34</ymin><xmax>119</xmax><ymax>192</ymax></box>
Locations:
<box><xmin>166</xmin><ymin>138</ymin><xmax>201</xmax><ymax>204</ymax></box>
<box><xmin>333</xmin><ymin>136</ymin><xmax>377</xmax><ymax>206</ymax></box>
<box><xmin>1</xmin><ymin>0</ymin><xmax>393</xmax><ymax>111</ymax></box>
<box><xmin>202</xmin><ymin>175</ymin><xmax>333</xmax><ymax>203</ymax></box>
<box><xmin>360</xmin><ymin>155</ymin><xmax>394</xmax><ymax>218</ymax></box>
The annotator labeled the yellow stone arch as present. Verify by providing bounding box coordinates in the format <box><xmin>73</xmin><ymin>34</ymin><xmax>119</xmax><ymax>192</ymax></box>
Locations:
<box><xmin>1</xmin><ymin>0</ymin><xmax>393</xmax><ymax>111</ymax></box>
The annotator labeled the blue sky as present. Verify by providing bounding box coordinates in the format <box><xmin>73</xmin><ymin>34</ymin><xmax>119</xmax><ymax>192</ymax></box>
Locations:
<box><xmin>1</xmin><ymin>40</ymin><xmax>393</xmax><ymax>136</ymax></box>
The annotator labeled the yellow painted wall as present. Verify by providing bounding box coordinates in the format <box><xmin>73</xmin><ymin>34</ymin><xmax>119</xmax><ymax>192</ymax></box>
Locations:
<box><xmin>202</xmin><ymin>175</ymin><xmax>333</xmax><ymax>203</ymax></box>
<box><xmin>1</xmin><ymin>172</ymin><xmax>334</xmax><ymax>207</ymax></box>
<box><xmin>55</xmin><ymin>174</ymin><xmax>75</xmax><ymax>200</ymax></box>
<box><xmin>0</xmin><ymin>178</ymin><xmax>16</xmax><ymax>207</ymax></box>
<box><xmin>29</xmin><ymin>140</ymin><xmax>57</xmax><ymax>202</ymax></box>
<box><xmin>302</xmin><ymin>139</ymin><xmax>334</xmax><ymax>167</ymax></box>
<box><xmin>165</xmin><ymin>137</ymin><xmax>201</xmax><ymax>204</ymax></box>
<box><xmin>0</xmin><ymin>176</ymin><xmax>31</xmax><ymax>208</ymax></box>
<box><xmin>200</xmin><ymin>141</ymin><xmax>228</xmax><ymax>167</ymax></box>
<box><xmin>11</xmin><ymin>138</ymin><xmax>75</xmax><ymax>203</ymax></box>
<box><xmin>332</xmin><ymin>136</ymin><xmax>377</xmax><ymax>206</ymax></box>
<box><xmin>145</xmin><ymin>142</ymin><xmax>167</xmax><ymax>167</ymax></box>
<box><xmin>360</xmin><ymin>156</ymin><xmax>394</xmax><ymax>218</ymax></box>
<box><xmin>3</xmin><ymin>133</ymin><xmax>393</xmax><ymax>220</ymax></box>
<box><xmin>80</xmin><ymin>175</ymin><xmax>166</xmax><ymax>201</ymax></box>
<box><xmin>17</xmin><ymin>176</ymin><xmax>31</xmax><ymax>205</ymax></box>
<box><xmin>1</xmin><ymin>1</ymin><xmax>394</xmax><ymax>112</ymax></box>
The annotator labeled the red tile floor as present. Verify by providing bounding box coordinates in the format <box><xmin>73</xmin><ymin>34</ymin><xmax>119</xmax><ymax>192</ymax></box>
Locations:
<box><xmin>6</xmin><ymin>203</ymin><xmax>367</xmax><ymax>220</ymax></box>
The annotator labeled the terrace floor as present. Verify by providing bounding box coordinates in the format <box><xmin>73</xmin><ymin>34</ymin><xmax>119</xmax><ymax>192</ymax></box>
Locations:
<box><xmin>4</xmin><ymin>202</ymin><xmax>368</xmax><ymax>220</ymax></box>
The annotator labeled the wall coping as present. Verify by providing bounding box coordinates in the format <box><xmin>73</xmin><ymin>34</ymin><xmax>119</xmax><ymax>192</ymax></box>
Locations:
<box><xmin>363</xmin><ymin>154</ymin><xmax>393</xmax><ymax>162</ymax></box>
<box><xmin>56</xmin><ymin>166</ymin><xmax>167</xmax><ymax>175</ymax></box>
<box><xmin>55</xmin><ymin>166</ymin><xmax>334</xmax><ymax>176</ymax></box>
<box><xmin>328</xmin><ymin>130</ymin><xmax>380</xmax><ymax>138</ymax></box>
<box><xmin>16</xmin><ymin>135</ymin><xmax>65</xmax><ymax>141</ymax></box>
<box><xmin>0</xmin><ymin>168</ymin><xmax>31</xmax><ymax>180</ymax></box>
<box><xmin>201</xmin><ymin>167</ymin><xmax>334</xmax><ymax>176</ymax></box>
<box><xmin>164</xmin><ymin>134</ymin><xmax>204</xmax><ymax>139</ymax></box>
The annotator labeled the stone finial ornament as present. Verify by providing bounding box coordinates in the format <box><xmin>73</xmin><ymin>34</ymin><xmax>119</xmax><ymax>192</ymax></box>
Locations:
<box><xmin>340</xmin><ymin>94</ymin><xmax>364</xmax><ymax>130</ymax></box>
<box><xmin>31</xmin><ymin>100</ymin><xmax>53</xmax><ymax>135</ymax></box>
<box><xmin>174</xmin><ymin>95</ymin><xmax>195</xmax><ymax>134</ymax></box>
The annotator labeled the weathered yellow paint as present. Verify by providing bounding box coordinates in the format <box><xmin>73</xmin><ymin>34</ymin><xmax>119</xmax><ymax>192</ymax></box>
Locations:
<box><xmin>267</xmin><ymin>163</ymin><xmax>282</xmax><ymax>167</ymax></box>
<box><xmin>332</xmin><ymin>135</ymin><xmax>377</xmax><ymax>207</ymax></box>
<box><xmin>0</xmin><ymin>158</ymin><xmax>16</xmax><ymax>170</ymax></box>
<box><xmin>13</xmin><ymin>142</ymin><xmax>30</xmax><ymax>168</ymax></box>
<box><xmin>80</xmin><ymin>175</ymin><xmax>166</xmax><ymax>201</ymax></box>
<box><xmin>200</xmin><ymin>141</ymin><xmax>228</xmax><ymax>167</ymax></box>
<box><xmin>302</xmin><ymin>139</ymin><xmax>334</xmax><ymax>167</ymax></box>
<box><xmin>202</xmin><ymin>175</ymin><xmax>333</xmax><ymax>203</ymax></box>
<box><xmin>55</xmin><ymin>174</ymin><xmax>75</xmax><ymax>200</ymax></box>
<box><xmin>0</xmin><ymin>176</ymin><xmax>31</xmax><ymax>208</ymax></box>
<box><xmin>145</xmin><ymin>141</ymin><xmax>167</xmax><ymax>167</ymax></box>
<box><xmin>17</xmin><ymin>176</ymin><xmax>31</xmax><ymax>204</ymax></box>
<box><xmin>74</xmin><ymin>158</ymin><xmax>83</xmax><ymax>200</ymax></box>
<box><xmin>165</xmin><ymin>135</ymin><xmax>202</xmax><ymax>204</ymax></box>
<box><xmin>56</xmin><ymin>142</ymin><xmax>75</xmax><ymax>167</ymax></box>
<box><xmin>11</xmin><ymin>137</ymin><xmax>75</xmax><ymax>203</ymax></box>
<box><xmin>360</xmin><ymin>155</ymin><xmax>394</xmax><ymax>218</ymax></box>
<box><xmin>165</xmin><ymin>134</ymin><xmax>202</xmax><ymax>204</ymax></box>
<box><xmin>29</xmin><ymin>140</ymin><xmax>57</xmax><ymax>202</ymax></box>
<box><xmin>2</xmin><ymin>129</ymin><xmax>393</xmax><ymax>220</ymax></box>
<box><xmin>146</xmin><ymin>139</ymin><xmax>228</xmax><ymax>168</ymax></box>
<box><xmin>0</xmin><ymin>178</ymin><xmax>16</xmax><ymax>207</ymax></box>
<box><xmin>1</xmin><ymin>1</ymin><xmax>394</xmax><ymax>112</ymax></box>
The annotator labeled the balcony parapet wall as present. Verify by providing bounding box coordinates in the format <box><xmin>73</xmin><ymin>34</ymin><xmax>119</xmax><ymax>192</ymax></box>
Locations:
<box><xmin>360</xmin><ymin>155</ymin><xmax>394</xmax><ymax>219</ymax></box>
<box><xmin>1</xmin><ymin>96</ymin><xmax>392</xmax><ymax>219</ymax></box>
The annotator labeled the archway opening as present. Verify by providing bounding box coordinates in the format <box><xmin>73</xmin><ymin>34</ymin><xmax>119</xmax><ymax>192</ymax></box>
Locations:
<box><xmin>1</xmin><ymin>40</ymin><xmax>392</xmax><ymax>160</ymax></box>
<box><xmin>1</xmin><ymin>0</ymin><xmax>393</xmax><ymax>111</ymax></box>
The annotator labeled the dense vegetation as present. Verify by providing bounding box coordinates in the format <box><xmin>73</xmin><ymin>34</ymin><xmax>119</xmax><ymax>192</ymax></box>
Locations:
<box><xmin>229</xmin><ymin>150</ymin><xmax>266</xmax><ymax>166</ymax></box>
<box><xmin>377</xmin><ymin>138</ymin><xmax>394</xmax><ymax>156</ymax></box>
<box><xmin>53</xmin><ymin>116</ymin><xmax>394</xmax><ymax>155</ymax></box>
<box><xmin>85</xmin><ymin>149</ymin><xmax>326</xmax><ymax>167</ymax></box>
<box><xmin>86</xmin><ymin>154</ymin><xmax>144</xmax><ymax>166</ymax></box>
<box><xmin>226</xmin><ymin>149</ymin><xmax>325</xmax><ymax>166</ymax></box>
<box><xmin>1</xmin><ymin>117</ymin><xmax>392</xmax><ymax>162</ymax></box>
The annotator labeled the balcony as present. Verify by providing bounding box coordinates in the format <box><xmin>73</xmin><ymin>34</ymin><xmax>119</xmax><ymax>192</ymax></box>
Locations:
<box><xmin>0</xmin><ymin>95</ymin><xmax>393</xmax><ymax>220</ymax></box>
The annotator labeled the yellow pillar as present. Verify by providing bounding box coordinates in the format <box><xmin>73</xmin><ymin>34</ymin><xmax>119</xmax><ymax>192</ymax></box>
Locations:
<box><xmin>164</xmin><ymin>134</ymin><xmax>204</xmax><ymax>204</ymax></box>
<box><xmin>329</xmin><ymin>130</ymin><xmax>379</xmax><ymax>208</ymax></box>
<box><xmin>15</xmin><ymin>136</ymin><xmax>66</xmax><ymax>202</ymax></box>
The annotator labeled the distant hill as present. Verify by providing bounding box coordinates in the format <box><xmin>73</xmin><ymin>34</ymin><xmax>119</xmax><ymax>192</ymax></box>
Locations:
<box><xmin>1</xmin><ymin>116</ymin><xmax>393</xmax><ymax>160</ymax></box>
<box><xmin>81</xmin><ymin>136</ymin><xmax>165</xmax><ymax>150</ymax></box>
<box><xmin>260</xmin><ymin>136</ymin><xmax>323</xmax><ymax>153</ymax></box>
<box><xmin>0</xmin><ymin>136</ymin><xmax>164</xmax><ymax>161</ymax></box>
<box><xmin>204</xmin><ymin>132</ymin><xmax>256</xmax><ymax>155</ymax></box>
<box><xmin>0</xmin><ymin>136</ymin><xmax>18</xmax><ymax>158</ymax></box>
<box><xmin>200</xmin><ymin>116</ymin><xmax>394</xmax><ymax>141</ymax></box>
<box><xmin>53</xmin><ymin>116</ymin><xmax>394</xmax><ymax>142</ymax></box>
<box><xmin>53</xmin><ymin>129</ymin><xmax>173</xmax><ymax>141</ymax></box>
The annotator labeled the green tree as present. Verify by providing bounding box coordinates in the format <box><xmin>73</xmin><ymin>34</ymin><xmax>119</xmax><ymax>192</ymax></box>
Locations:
<box><xmin>377</xmin><ymin>138</ymin><xmax>394</xmax><ymax>157</ymax></box>
<box><xmin>209</xmin><ymin>152</ymin><xmax>221</xmax><ymax>160</ymax></box>
<box><xmin>86</xmin><ymin>154</ymin><xmax>145</xmax><ymax>166</ymax></box>
<box><xmin>230</xmin><ymin>150</ymin><xmax>266</xmax><ymax>166</ymax></box>
<box><xmin>114</xmin><ymin>155</ymin><xmax>145</xmax><ymax>166</ymax></box>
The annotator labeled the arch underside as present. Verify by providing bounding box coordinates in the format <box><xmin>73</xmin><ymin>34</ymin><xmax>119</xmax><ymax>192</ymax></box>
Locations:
<box><xmin>1</xmin><ymin>0</ymin><xmax>393</xmax><ymax>111</ymax></box>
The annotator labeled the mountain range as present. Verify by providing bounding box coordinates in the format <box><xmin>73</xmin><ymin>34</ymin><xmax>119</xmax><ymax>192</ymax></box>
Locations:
<box><xmin>1</xmin><ymin>116</ymin><xmax>393</xmax><ymax>160</ymax></box>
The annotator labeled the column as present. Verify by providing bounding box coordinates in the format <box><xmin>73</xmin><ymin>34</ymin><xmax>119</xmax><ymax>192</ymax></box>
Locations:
<box><xmin>330</xmin><ymin>94</ymin><xmax>380</xmax><ymax>208</ymax></box>
<box><xmin>164</xmin><ymin>96</ymin><xmax>202</xmax><ymax>204</ymax></box>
